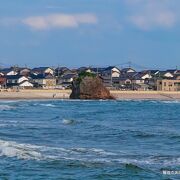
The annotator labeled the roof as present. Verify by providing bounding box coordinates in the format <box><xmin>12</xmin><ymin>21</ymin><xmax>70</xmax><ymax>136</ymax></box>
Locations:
<box><xmin>175</xmin><ymin>70</ymin><xmax>180</xmax><ymax>74</ymax></box>
<box><xmin>158</xmin><ymin>71</ymin><xmax>174</xmax><ymax>77</ymax></box>
<box><xmin>141</xmin><ymin>70</ymin><xmax>159</xmax><ymax>75</ymax></box>
<box><xmin>5</xmin><ymin>75</ymin><xmax>25</xmax><ymax>80</ymax></box>
<box><xmin>32</xmin><ymin>67</ymin><xmax>53</xmax><ymax>72</ymax></box>
<box><xmin>18</xmin><ymin>67</ymin><xmax>31</xmax><ymax>71</ymax></box>
<box><xmin>61</xmin><ymin>73</ymin><xmax>77</xmax><ymax>80</ymax></box>
<box><xmin>105</xmin><ymin>66</ymin><xmax>120</xmax><ymax>71</ymax></box>
<box><xmin>55</xmin><ymin>67</ymin><xmax>69</xmax><ymax>71</ymax></box>
<box><xmin>119</xmin><ymin>77</ymin><xmax>131</xmax><ymax>81</ymax></box>
<box><xmin>0</xmin><ymin>68</ymin><xmax>15</xmax><ymax>74</ymax></box>
<box><xmin>78</xmin><ymin>67</ymin><xmax>90</xmax><ymax>71</ymax></box>
<box><xmin>131</xmin><ymin>72</ymin><xmax>151</xmax><ymax>80</ymax></box>
<box><xmin>30</xmin><ymin>74</ymin><xmax>54</xmax><ymax>79</ymax></box>
<box><xmin>166</xmin><ymin>69</ymin><xmax>178</xmax><ymax>74</ymax></box>
<box><xmin>19</xmin><ymin>80</ymin><xmax>33</xmax><ymax>86</ymax></box>
<box><xmin>120</xmin><ymin>72</ymin><xmax>137</xmax><ymax>79</ymax></box>
<box><xmin>121</xmin><ymin>68</ymin><xmax>136</xmax><ymax>73</ymax></box>
<box><xmin>90</xmin><ymin>67</ymin><xmax>106</xmax><ymax>73</ymax></box>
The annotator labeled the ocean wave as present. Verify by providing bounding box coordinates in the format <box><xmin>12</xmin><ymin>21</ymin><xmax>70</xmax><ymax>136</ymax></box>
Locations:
<box><xmin>0</xmin><ymin>139</ymin><xmax>116</xmax><ymax>161</ymax></box>
<box><xmin>161</xmin><ymin>100</ymin><xmax>180</xmax><ymax>104</ymax></box>
<box><xmin>39</xmin><ymin>103</ymin><xmax>56</xmax><ymax>107</ymax></box>
<box><xmin>0</xmin><ymin>105</ymin><xmax>15</xmax><ymax>111</ymax></box>
<box><xmin>0</xmin><ymin>139</ymin><xmax>43</xmax><ymax>160</ymax></box>
<box><xmin>0</xmin><ymin>139</ymin><xmax>180</xmax><ymax>168</ymax></box>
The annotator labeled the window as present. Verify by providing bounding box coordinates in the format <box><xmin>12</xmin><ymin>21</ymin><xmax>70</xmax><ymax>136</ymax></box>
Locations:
<box><xmin>164</xmin><ymin>82</ymin><xmax>166</xmax><ymax>86</ymax></box>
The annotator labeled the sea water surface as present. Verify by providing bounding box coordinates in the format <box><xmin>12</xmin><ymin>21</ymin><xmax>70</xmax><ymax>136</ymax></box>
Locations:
<box><xmin>0</xmin><ymin>99</ymin><xmax>180</xmax><ymax>179</ymax></box>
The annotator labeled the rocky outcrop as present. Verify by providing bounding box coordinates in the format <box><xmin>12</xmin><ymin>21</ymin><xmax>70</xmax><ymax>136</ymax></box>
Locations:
<box><xmin>70</xmin><ymin>76</ymin><xmax>114</xmax><ymax>100</ymax></box>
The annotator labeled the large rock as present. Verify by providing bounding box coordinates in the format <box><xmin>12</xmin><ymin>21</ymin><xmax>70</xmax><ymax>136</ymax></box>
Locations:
<box><xmin>70</xmin><ymin>76</ymin><xmax>114</xmax><ymax>100</ymax></box>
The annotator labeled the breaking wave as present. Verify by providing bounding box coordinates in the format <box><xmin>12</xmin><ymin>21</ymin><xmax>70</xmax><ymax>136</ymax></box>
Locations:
<box><xmin>0</xmin><ymin>139</ymin><xmax>180</xmax><ymax>168</ymax></box>
<box><xmin>0</xmin><ymin>105</ymin><xmax>15</xmax><ymax>111</ymax></box>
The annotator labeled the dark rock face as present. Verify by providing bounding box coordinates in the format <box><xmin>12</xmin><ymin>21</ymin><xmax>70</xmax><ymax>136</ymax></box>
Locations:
<box><xmin>70</xmin><ymin>76</ymin><xmax>114</xmax><ymax>100</ymax></box>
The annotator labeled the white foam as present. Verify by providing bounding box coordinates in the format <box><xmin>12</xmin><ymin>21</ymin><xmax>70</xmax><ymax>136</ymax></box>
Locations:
<box><xmin>161</xmin><ymin>100</ymin><xmax>180</xmax><ymax>104</ymax></box>
<box><xmin>0</xmin><ymin>139</ymin><xmax>179</xmax><ymax>167</ymax></box>
<box><xmin>62</xmin><ymin>119</ymin><xmax>75</xmax><ymax>125</ymax></box>
<box><xmin>39</xmin><ymin>103</ymin><xmax>56</xmax><ymax>107</ymax></box>
<box><xmin>0</xmin><ymin>140</ymin><xmax>43</xmax><ymax>160</ymax></box>
<box><xmin>0</xmin><ymin>139</ymin><xmax>116</xmax><ymax>161</ymax></box>
<box><xmin>0</xmin><ymin>105</ymin><xmax>15</xmax><ymax>111</ymax></box>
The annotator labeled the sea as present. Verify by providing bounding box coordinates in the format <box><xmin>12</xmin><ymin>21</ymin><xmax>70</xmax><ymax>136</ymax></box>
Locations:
<box><xmin>0</xmin><ymin>99</ymin><xmax>179</xmax><ymax>180</ymax></box>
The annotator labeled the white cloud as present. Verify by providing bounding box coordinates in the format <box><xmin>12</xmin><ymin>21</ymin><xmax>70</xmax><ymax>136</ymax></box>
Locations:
<box><xmin>125</xmin><ymin>0</ymin><xmax>177</xmax><ymax>30</ymax></box>
<box><xmin>22</xmin><ymin>13</ymin><xmax>98</xmax><ymax>30</ymax></box>
<box><xmin>130</xmin><ymin>11</ymin><xmax>176</xmax><ymax>30</ymax></box>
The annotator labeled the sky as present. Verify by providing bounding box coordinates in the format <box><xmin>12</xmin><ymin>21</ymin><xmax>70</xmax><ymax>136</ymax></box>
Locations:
<box><xmin>0</xmin><ymin>0</ymin><xmax>180</xmax><ymax>69</ymax></box>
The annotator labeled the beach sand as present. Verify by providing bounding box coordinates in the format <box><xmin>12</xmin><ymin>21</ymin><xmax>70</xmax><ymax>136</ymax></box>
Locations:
<box><xmin>0</xmin><ymin>89</ymin><xmax>71</xmax><ymax>100</ymax></box>
<box><xmin>0</xmin><ymin>89</ymin><xmax>180</xmax><ymax>100</ymax></box>
<box><xmin>111</xmin><ymin>90</ymin><xmax>180</xmax><ymax>100</ymax></box>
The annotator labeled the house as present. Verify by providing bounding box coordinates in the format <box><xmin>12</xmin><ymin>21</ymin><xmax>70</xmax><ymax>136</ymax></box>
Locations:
<box><xmin>131</xmin><ymin>76</ymin><xmax>145</xmax><ymax>85</ymax></box>
<box><xmin>31</xmin><ymin>67</ymin><xmax>54</xmax><ymax>75</ymax></box>
<box><xmin>6</xmin><ymin>75</ymin><xmax>29</xmax><ymax>84</ymax></box>
<box><xmin>175</xmin><ymin>70</ymin><xmax>180</xmax><ymax>75</ymax></box>
<box><xmin>6</xmin><ymin>75</ymin><xmax>33</xmax><ymax>88</ymax></box>
<box><xmin>157</xmin><ymin>78</ymin><xmax>180</xmax><ymax>91</ymax></box>
<box><xmin>89</xmin><ymin>67</ymin><xmax>106</xmax><ymax>76</ymax></box>
<box><xmin>100</xmin><ymin>66</ymin><xmax>121</xmax><ymax>87</ymax></box>
<box><xmin>139</xmin><ymin>72</ymin><xmax>152</xmax><ymax>80</ymax></box>
<box><xmin>166</xmin><ymin>69</ymin><xmax>178</xmax><ymax>74</ymax></box>
<box><xmin>57</xmin><ymin>73</ymin><xmax>77</xmax><ymax>88</ymax></box>
<box><xmin>175</xmin><ymin>74</ymin><xmax>180</xmax><ymax>80</ymax></box>
<box><xmin>141</xmin><ymin>70</ymin><xmax>159</xmax><ymax>76</ymax></box>
<box><xmin>55</xmin><ymin>67</ymin><xmax>72</xmax><ymax>77</ymax></box>
<box><xmin>0</xmin><ymin>67</ymin><xmax>18</xmax><ymax>76</ymax></box>
<box><xmin>0</xmin><ymin>75</ymin><xmax>6</xmax><ymax>88</ymax></box>
<box><xmin>19</xmin><ymin>80</ymin><xmax>33</xmax><ymax>88</ymax></box>
<box><xmin>88</xmin><ymin>66</ymin><xmax>120</xmax><ymax>88</ymax></box>
<box><xmin>119</xmin><ymin>77</ymin><xmax>132</xmax><ymax>86</ymax></box>
<box><xmin>18</xmin><ymin>68</ymin><xmax>31</xmax><ymax>76</ymax></box>
<box><xmin>58</xmin><ymin>73</ymin><xmax>77</xmax><ymax>84</ymax></box>
<box><xmin>157</xmin><ymin>71</ymin><xmax>174</xmax><ymax>78</ymax></box>
<box><xmin>133</xmin><ymin>83</ymin><xmax>150</xmax><ymax>91</ymax></box>
<box><xmin>102</xmin><ymin>66</ymin><xmax>121</xmax><ymax>78</ymax></box>
<box><xmin>30</xmin><ymin>74</ymin><xmax>56</xmax><ymax>89</ymax></box>
<box><xmin>121</xmin><ymin>68</ymin><xmax>136</xmax><ymax>74</ymax></box>
<box><xmin>114</xmin><ymin>76</ymin><xmax>132</xmax><ymax>90</ymax></box>
<box><xmin>131</xmin><ymin>72</ymin><xmax>151</xmax><ymax>84</ymax></box>
<box><xmin>78</xmin><ymin>67</ymin><xmax>92</xmax><ymax>73</ymax></box>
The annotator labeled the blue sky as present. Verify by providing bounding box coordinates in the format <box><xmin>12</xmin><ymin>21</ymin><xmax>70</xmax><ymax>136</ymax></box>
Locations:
<box><xmin>0</xmin><ymin>0</ymin><xmax>180</xmax><ymax>69</ymax></box>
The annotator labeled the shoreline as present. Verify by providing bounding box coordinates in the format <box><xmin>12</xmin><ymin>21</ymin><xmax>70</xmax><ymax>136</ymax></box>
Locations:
<box><xmin>0</xmin><ymin>89</ymin><xmax>180</xmax><ymax>100</ymax></box>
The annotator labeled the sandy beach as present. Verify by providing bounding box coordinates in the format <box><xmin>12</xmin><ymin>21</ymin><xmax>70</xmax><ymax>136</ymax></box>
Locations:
<box><xmin>0</xmin><ymin>89</ymin><xmax>71</xmax><ymax>100</ymax></box>
<box><xmin>0</xmin><ymin>89</ymin><xmax>180</xmax><ymax>100</ymax></box>
<box><xmin>111</xmin><ymin>90</ymin><xmax>180</xmax><ymax>100</ymax></box>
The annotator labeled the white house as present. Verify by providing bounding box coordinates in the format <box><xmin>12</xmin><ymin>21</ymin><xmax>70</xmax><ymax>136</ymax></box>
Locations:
<box><xmin>19</xmin><ymin>80</ymin><xmax>33</xmax><ymax>87</ymax></box>
<box><xmin>141</xmin><ymin>73</ymin><xmax>152</xmax><ymax>80</ymax></box>
<box><xmin>6</xmin><ymin>75</ymin><xmax>28</xmax><ymax>84</ymax></box>
<box><xmin>102</xmin><ymin>66</ymin><xmax>121</xmax><ymax>78</ymax></box>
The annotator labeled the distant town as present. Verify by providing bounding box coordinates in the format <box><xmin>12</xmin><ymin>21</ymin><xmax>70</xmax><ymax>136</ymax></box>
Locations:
<box><xmin>0</xmin><ymin>66</ymin><xmax>180</xmax><ymax>91</ymax></box>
